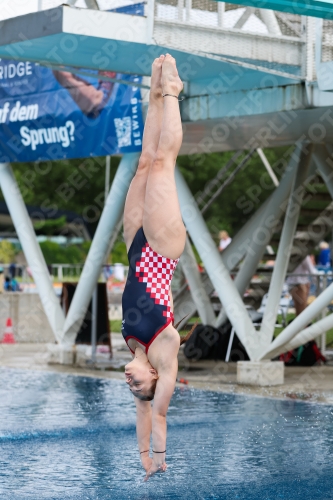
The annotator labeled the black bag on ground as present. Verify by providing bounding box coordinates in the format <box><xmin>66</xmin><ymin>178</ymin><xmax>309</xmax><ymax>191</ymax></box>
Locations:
<box><xmin>279</xmin><ymin>340</ymin><xmax>326</xmax><ymax>366</ymax></box>
<box><xmin>183</xmin><ymin>322</ymin><xmax>249</xmax><ymax>362</ymax></box>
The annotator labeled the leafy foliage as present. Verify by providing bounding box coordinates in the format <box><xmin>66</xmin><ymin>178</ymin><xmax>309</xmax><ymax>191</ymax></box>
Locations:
<box><xmin>34</xmin><ymin>216</ymin><xmax>67</xmax><ymax>235</ymax></box>
<box><xmin>0</xmin><ymin>240</ymin><xmax>16</xmax><ymax>264</ymax></box>
<box><xmin>39</xmin><ymin>241</ymin><xmax>87</xmax><ymax>265</ymax></box>
<box><xmin>177</xmin><ymin>146</ymin><xmax>290</xmax><ymax>240</ymax></box>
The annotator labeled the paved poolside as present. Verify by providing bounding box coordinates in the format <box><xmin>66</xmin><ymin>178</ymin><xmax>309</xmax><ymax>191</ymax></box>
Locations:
<box><xmin>1</xmin><ymin>334</ymin><xmax>333</xmax><ymax>404</ymax></box>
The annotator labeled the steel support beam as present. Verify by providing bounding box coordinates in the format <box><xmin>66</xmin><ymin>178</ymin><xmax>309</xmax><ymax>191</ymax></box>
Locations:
<box><xmin>215</xmin><ymin>153</ymin><xmax>297</xmax><ymax>328</ymax></box>
<box><xmin>233</xmin><ymin>7</ymin><xmax>255</xmax><ymax>29</ymax></box>
<box><xmin>260</xmin><ymin>281</ymin><xmax>333</xmax><ymax>360</ymax></box>
<box><xmin>175</xmin><ymin>166</ymin><xmax>257</xmax><ymax>360</ymax></box>
<box><xmin>174</xmin><ymin>192</ymin><xmax>272</xmax><ymax>325</ymax></box>
<box><xmin>62</xmin><ymin>152</ymin><xmax>140</xmax><ymax>345</ymax></box>
<box><xmin>273</xmin><ymin>312</ymin><xmax>333</xmax><ymax>356</ymax></box>
<box><xmin>0</xmin><ymin>162</ymin><xmax>65</xmax><ymax>342</ymax></box>
<box><xmin>313</xmin><ymin>145</ymin><xmax>333</xmax><ymax>199</ymax></box>
<box><xmin>259</xmin><ymin>10</ymin><xmax>282</xmax><ymax>35</ymax></box>
<box><xmin>257</xmin><ymin>148</ymin><xmax>279</xmax><ymax>187</ymax></box>
<box><xmin>257</xmin><ymin>144</ymin><xmax>313</xmax><ymax>357</ymax></box>
<box><xmin>179</xmin><ymin>236</ymin><xmax>216</xmax><ymax>326</ymax></box>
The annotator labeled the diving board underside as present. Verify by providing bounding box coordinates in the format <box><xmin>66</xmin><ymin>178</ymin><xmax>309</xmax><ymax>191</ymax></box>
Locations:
<box><xmin>215</xmin><ymin>0</ymin><xmax>333</xmax><ymax>20</ymax></box>
<box><xmin>0</xmin><ymin>6</ymin><xmax>298</xmax><ymax>91</ymax></box>
<box><xmin>1</xmin><ymin>6</ymin><xmax>333</xmax><ymax>152</ymax></box>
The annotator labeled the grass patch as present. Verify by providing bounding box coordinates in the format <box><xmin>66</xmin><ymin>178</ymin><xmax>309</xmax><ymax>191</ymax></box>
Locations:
<box><xmin>110</xmin><ymin>320</ymin><xmax>122</xmax><ymax>333</ymax></box>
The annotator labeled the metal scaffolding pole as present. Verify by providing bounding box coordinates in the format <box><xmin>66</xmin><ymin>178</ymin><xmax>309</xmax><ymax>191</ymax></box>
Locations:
<box><xmin>175</xmin><ymin>166</ymin><xmax>257</xmax><ymax>360</ymax></box>
<box><xmin>62</xmin><ymin>152</ymin><xmax>140</xmax><ymax>345</ymax></box>
<box><xmin>260</xmin><ymin>281</ymin><xmax>333</xmax><ymax>359</ymax></box>
<box><xmin>174</xmin><ymin>191</ymin><xmax>275</xmax><ymax>325</ymax></box>
<box><xmin>257</xmin><ymin>144</ymin><xmax>313</xmax><ymax>357</ymax></box>
<box><xmin>0</xmin><ymin>162</ymin><xmax>65</xmax><ymax>342</ymax></box>
<box><xmin>215</xmin><ymin>155</ymin><xmax>297</xmax><ymax>328</ymax></box>
<box><xmin>218</xmin><ymin>151</ymin><xmax>313</xmax><ymax>272</ymax></box>
<box><xmin>270</xmin><ymin>312</ymin><xmax>333</xmax><ymax>359</ymax></box>
<box><xmin>313</xmin><ymin>145</ymin><xmax>333</xmax><ymax>199</ymax></box>
<box><xmin>180</xmin><ymin>236</ymin><xmax>216</xmax><ymax>325</ymax></box>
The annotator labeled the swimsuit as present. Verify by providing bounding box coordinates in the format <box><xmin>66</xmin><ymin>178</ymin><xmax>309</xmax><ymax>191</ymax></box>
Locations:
<box><xmin>122</xmin><ymin>227</ymin><xmax>179</xmax><ymax>353</ymax></box>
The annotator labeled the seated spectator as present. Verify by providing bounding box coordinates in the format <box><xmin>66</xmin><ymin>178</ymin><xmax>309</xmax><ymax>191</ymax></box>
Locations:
<box><xmin>219</xmin><ymin>230</ymin><xmax>232</xmax><ymax>251</ymax></box>
<box><xmin>287</xmin><ymin>256</ymin><xmax>318</xmax><ymax>316</ymax></box>
<box><xmin>4</xmin><ymin>276</ymin><xmax>21</xmax><ymax>292</ymax></box>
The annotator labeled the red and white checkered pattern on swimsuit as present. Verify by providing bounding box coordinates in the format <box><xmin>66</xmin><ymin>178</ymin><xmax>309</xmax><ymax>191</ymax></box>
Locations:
<box><xmin>135</xmin><ymin>243</ymin><xmax>179</xmax><ymax>319</ymax></box>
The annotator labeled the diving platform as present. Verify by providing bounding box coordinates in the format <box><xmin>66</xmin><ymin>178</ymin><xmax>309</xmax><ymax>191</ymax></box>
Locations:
<box><xmin>0</xmin><ymin>3</ymin><xmax>333</xmax><ymax>152</ymax></box>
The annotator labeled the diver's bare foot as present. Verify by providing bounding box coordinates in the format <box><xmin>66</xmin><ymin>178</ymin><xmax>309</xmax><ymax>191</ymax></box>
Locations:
<box><xmin>150</xmin><ymin>55</ymin><xmax>165</xmax><ymax>101</ymax></box>
<box><xmin>161</xmin><ymin>54</ymin><xmax>183</xmax><ymax>97</ymax></box>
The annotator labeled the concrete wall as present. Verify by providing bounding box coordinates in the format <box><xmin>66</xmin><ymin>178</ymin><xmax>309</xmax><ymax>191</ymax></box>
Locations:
<box><xmin>0</xmin><ymin>293</ymin><xmax>55</xmax><ymax>343</ymax></box>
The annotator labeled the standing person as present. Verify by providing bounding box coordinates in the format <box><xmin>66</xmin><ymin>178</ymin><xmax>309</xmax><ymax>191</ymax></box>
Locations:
<box><xmin>219</xmin><ymin>230</ymin><xmax>232</xmax><ymax>251</ymax></box>
<box><xmin>121</xmin><ymin>55</ymin><xmax>189</xmax><ymax>480</ymax></box>
<box><xmin>287</xmin><ymin>255</ymin><xmax>318</xmax><ymax>316</ymax></box>
<box><xmin>318</xmin><ymin>241</ymin><xmax>331</xmax><ymax>267</ymax></box>
<box><xmin>0</xmin><ymin>267</ymin><xmax>4</xmax><ymax>293</ymax></box>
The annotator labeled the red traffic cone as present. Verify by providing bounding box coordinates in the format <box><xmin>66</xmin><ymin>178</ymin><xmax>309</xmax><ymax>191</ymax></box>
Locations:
<box><xmin>2</xmin><ymin>318</ymin><xmax>15</xmax><ymax>344</ymax></box>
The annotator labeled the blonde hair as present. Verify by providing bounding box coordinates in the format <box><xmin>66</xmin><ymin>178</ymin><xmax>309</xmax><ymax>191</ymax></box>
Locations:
<box><xmin>219</xmin><ymin>230</ymin><xmax>229</xmax><ymax>239</ymax></box>
<box><xmin>319</xmin><ymin>241</ymin><xmax>329</xmax><ymax>250</ymax></box>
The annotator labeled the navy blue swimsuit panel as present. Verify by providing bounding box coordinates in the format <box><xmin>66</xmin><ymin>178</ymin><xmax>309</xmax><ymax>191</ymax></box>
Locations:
<box><xmin>121</xmin><ymin>227</ymin><xmax>179</xmax><ymax>353</ymax></box>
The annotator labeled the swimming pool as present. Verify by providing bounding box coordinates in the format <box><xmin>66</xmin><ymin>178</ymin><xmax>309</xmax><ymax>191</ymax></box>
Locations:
<box><xmin>0</xmin><ymin>368</ymin><xmax>332</xmax><ymax>500</ymax></box>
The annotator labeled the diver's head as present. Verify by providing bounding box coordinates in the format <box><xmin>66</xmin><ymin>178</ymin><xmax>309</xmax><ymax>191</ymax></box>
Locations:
<box><xmin>124</xmin><ymin>349</ymin><xmax>158</xmax><ymax>401</ymax></box>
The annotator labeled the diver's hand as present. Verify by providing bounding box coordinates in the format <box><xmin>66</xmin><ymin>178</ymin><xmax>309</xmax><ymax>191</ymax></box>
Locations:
<box><xmin>140</xmin><ymin>455</ymin><xmax>153</xmax><ymax>473</ymax></box>
<box><xmin>144</xmin><ymin>461</ymin><xmax>167</xmax><ymax>481</ymax></box>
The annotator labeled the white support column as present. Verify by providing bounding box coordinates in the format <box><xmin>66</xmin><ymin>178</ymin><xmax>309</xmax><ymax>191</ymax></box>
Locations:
<box><xmin>0</xmin><ymin>162</ymin><xmax>65</xmax><ymax>342</ymax></box>
<box><xmin>84</xmin><ymin>0</ymin><xmax>99</xmax><ymax>9</ymax></box>
<box><xmin>259</xmin><ymin>10</ymin><xmax>281</xmax><ymax>35</ymax></box>
<box><xmin>216</xmin><ymin>156</ymin><xmax>298</xmax><ymax>328</ymax></box>
<box><xmin>146</xmin><ymin>0</ymin><xmax>155</xmax><ymax>44</ymax></box>
<box><xmin>220</xmin><ymin>195</ymin><xmax>272</xmax><ymax>271</ymax></box>
<box><xmin>280</xmin><ymin>312</ymin><xmax>333</xmax><ymax>355</ymax></box>
<box><xmin>178</xmin><ymin>0</ymin><xmax>184</xmax><ymax>22</ymax></box>
<box><xmin>185</xmin><ymin>0</ymin><xmax>192</xmax><ymax>22</ymax></box>
<box><xmin>306</xmin><ymin>16</ymin><xmax>315</xmax><ymax>81</ymax></box>
<box><xmin>105</xmin><ymin>156</ymin><xmax>111</xmax><ymax>207</ymax></box>
<box><xmin>62</xmin><ymin>152</ymin><xmax>140</xmax><ymax>345</ymax></box>
<box><xmin>257</xmin><ymin>148</ymin><xmax>279</xmax><ymax>187</ymax></box>
<box><xmin>234</xmin><ymin>7</ymin><xmax>255</xmax><ymax>29</ymax></box>
<box><xmin>91</xmin><ymin>286</ymin><xmax>98</xmax><ymax>363</ymax></box>
<box><xmin>180</xmin><ymin>236</ymin><xmax>216</xmax><ymax>325</ymax></box>
<box><xmin>217</xmin><ymin>2</ymin><xmax>225</xmax><ymax>28</ymax></box>
<box><xmin>313</xmin><ymin>145</ymin><xmax>333</xmax><ymax>198</ymax></box>
<box><xmin>261</xmin><ymin>282</ymin><xmax>333</xmax><ymax>359</ymax></box>
<box><xmin>174</xmin><ymin>194</ymin><xmax>275</xmax><ymax>326</ymax></box>
<box><xmin>257</xmin><ymin>144</ymin><xmax>313</xmax><ymax>357</ymax></box>
<box><xmin>175</xmin><ymin>166</ymin><xmax>257</xmax><ymax>360</ymax></box>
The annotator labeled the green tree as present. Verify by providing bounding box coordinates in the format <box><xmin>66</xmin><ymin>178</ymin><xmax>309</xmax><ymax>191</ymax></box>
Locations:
<box><xmin>39</xmin><ymin>241</ymin><xmax>87</xmax><ymax>265</ymax></box>
<box><xmin>178</xmin><ymin>146</ymin><xmax>290</xmax><ymax>240</ymax></box>
<box><xmin>34</xmin><ymin>216</ymin><xmax>67</xmax><ymax>235</ymax></box>
<box><xmin>0</xmin><ymin>240</ymin><xmax>16</xmax><ymax>263</ymax></box>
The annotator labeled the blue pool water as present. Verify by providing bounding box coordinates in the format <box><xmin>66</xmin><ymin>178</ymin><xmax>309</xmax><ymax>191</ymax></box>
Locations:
<box><xmin>0</xmin><ymin>368</ymin><xmax>333</xmax><ymax>500</ymax></box>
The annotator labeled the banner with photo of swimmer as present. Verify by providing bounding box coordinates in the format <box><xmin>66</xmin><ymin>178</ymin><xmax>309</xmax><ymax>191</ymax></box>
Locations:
<box><xmin>0</xmin><ymin>60</ymin><xmax>144</xmax><ymax>163</ymax></box>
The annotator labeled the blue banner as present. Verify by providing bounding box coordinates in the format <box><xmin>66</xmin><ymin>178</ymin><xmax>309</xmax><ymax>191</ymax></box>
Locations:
<box><xmin>0</xmin><ymin>55</ymin><xmax>144</xmax><ymax>163</ymax></box>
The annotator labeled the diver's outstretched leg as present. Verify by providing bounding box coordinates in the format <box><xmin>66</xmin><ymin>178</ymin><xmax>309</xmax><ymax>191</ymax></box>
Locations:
<box><xmin>123</xmin><ymin>55</ymin><xmax>165</xmax><ymax>250</ymax></box>
<box><xmin>143</xmin><ymin>54</ymin><xmax>186</xmax><ymax>259</ymax></box>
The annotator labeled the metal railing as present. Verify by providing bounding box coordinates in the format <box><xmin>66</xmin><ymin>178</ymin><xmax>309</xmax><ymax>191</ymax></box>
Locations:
<box><xmin>0</xmin><ymin>263</ymin><xmax>129</xmax><ymax>291</ymax></box>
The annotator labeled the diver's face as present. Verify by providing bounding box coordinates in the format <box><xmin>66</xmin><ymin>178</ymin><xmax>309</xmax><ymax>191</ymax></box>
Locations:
<box><xmin>124</xmin><ymin>361</ymin><xmax>156</xmax><ymax>396</ymax></box>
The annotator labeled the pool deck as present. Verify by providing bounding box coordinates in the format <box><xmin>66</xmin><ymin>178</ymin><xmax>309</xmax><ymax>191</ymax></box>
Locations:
<box><xmin>1</xmin><ymin>334</ymin><xmax>333</xmax><ymax>404</ymax></box>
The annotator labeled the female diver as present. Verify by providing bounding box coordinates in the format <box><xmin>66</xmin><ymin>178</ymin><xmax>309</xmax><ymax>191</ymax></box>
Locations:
<box><xmin>121</xmin><ymin>54</ymin><xmax>186</xmax><ymax>480</ymax></box>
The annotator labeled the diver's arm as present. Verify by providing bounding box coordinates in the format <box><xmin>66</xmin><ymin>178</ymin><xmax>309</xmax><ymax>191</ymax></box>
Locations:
<box><xmin>134</xmin><ymin>397</ymin><xmax>153</xmax><ymax>472</ymax></box>
<box><xmin>145</xmin><ymin>356</ymin><xmax>178</xmax><ymax>479</ymax></box>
